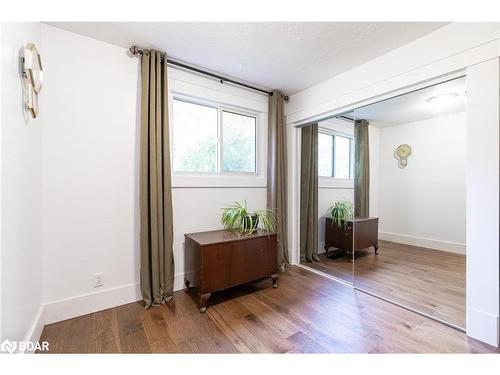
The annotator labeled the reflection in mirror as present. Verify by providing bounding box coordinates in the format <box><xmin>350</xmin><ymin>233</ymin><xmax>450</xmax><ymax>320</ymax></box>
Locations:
<box><xmin>299</xmin><ymin>115</ymin><xmax>355</xmax><ymax>284</ymax></box>
<box><xmin>353</xmin><ymin>76</ymin><xmax>466</xmax><ymax>328</ymax></box>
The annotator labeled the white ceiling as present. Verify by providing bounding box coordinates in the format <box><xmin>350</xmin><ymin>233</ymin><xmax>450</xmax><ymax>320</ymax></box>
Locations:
<box><xmin>47</xmin><ymin>22</ymin><xmax>447</xmax><ymax>94</ymax></box>
<box><xmin>353</xmin><ymin>77</ymin><xmax>466</xmax><ymax>127</ymax></box>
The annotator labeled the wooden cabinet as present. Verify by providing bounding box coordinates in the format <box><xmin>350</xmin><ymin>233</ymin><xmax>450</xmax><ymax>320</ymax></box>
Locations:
<box><xmin>325</xmin><ymin>217</ymin><xmax>379</xmax><ymax>259</ymax></box>
<box><xmin>184</xmin><ymin>229</ymin><xmax>278</xmax><ymax>312</ymax></box>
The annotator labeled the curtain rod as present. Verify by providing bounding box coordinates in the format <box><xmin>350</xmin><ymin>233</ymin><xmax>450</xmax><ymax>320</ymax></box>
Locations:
<box><xmin>129</xmin><ymin>45</ymin><xmax>275</xmax><ymax>97</ymax></box>
<box><xmin>339</xmin><ymin>115</ymin><xmax>355</xmax><ymax>122</ymax></box>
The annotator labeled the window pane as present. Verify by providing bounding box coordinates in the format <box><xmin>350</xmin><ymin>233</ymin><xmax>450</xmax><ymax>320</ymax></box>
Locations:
<box><xmin>318</xmin><ymin>133</ymin><xmax>333</xmax><ymax>177</ymax></box>
<box><xmin>172</xmin><ymin>99</ymin><xmax>218</xmax><ymax>173</ymax></box>
<box><xmin>334</xmin><ymin>135</ymin><xmax>351</xmax><ymax>179</ymax></box>
<box><xmin>222</xmin><ymin>111</ymin><xmax>256</xmax><ymax>172</ymax></box>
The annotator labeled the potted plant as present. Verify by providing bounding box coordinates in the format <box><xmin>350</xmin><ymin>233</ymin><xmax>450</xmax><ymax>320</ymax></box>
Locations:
<box><xmin>221</xmin><ymin>201</ymin><xmax>277</xmax><ymax>235</ymax></box>
<box><xmin>329</xmin><ymin>200</ymin><xmax>354</xmax><ymax>228</ymax></box>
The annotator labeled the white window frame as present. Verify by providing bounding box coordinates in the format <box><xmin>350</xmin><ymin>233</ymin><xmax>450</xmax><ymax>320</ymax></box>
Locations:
<box><xmin>167</xmin><ymin>68</ymin><xmax>268</xmax><ymax>188</ymax></box>
<box><xmin>318</xmin><ymin>126</ymin><xmax>354</xmax><ymax>188</ymax></box>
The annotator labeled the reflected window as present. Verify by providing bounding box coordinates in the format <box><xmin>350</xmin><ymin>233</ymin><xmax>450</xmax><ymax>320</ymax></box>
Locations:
<box><xmin>318</xmin><ymin>133</ymin><xmax>333</xmax><ymax>177</ymax></box>
<box><xmin>318</xmin><ymin>130</ymin><xmax>353</xmax><ymax>179</ymax></box>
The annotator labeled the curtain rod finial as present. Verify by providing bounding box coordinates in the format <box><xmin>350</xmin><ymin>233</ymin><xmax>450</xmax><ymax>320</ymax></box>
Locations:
<box><xmin>129</xmin><ymin>46</ymin><xmax>140</xmax><ymax>55</ymax></box>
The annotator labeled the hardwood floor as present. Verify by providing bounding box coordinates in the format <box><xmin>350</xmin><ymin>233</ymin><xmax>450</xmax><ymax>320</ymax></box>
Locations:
<box><xmin>302</xmin><ymin>240</ymin><xmax>466</xmax><ymax>328</ymax></box>
<box><xmin>38</xmin><ymin>266</ymin><xmax>497</xmax><ymax>354</ymax></box>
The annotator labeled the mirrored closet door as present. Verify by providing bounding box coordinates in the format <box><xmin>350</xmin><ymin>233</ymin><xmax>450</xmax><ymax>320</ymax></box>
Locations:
<box><xmin>299</xmin><ymin>116</ymin><xmax>356</xmax><ymax>284</ymax></box>
<box><xmin>352</xmin><ymin>77</ymin><xmax>467</xmax><ymax>328</ymax></box>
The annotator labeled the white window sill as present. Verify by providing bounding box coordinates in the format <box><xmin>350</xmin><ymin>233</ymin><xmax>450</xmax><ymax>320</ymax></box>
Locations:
<box><xmin>318</xmin><ymin>177</ymin><xmax>354</xmax><ymax>189</ymax></box>
<box><xmin>172</xmin><ymin>173</ymin><xmax>267</xmax><ymax>188</ymax></box>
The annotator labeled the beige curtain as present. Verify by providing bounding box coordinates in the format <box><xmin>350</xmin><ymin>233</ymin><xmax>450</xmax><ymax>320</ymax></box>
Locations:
<box><xmin>354</xmin><ymin>119</ymin><xmax>370</xmax><ymax>218</ymax></box>
<box><xmin>300</xmin><ymin>124</ymin><xmax>319</xmax><ymax>262</ymax></box>
<box><xmin>267</xmin><ymin>91</ymin><xmax>289</xmax><ymax>270</ymax></box>
<box><xmin>139</xmin><ymin>50</ymin><xmax>174</xmax><ymax>308</ymax></box>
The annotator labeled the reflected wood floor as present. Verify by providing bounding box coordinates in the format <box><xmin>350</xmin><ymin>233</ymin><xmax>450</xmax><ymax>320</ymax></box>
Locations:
<box><xmin>38</xmin><ymin>266</ymin><xmax>496</xmax><ymax>354</ymax></box>
<box><xmin>354</xmin><ymin>240</ymin><xmax>466</xmax><ymax>328</ymax></box>
<box><xmin>302</xmin><ymin>252</ymin><xmax>354</xmax><ymax>283</ymax></box>
<box><xmin>302</xmin><ymin>240</ymin><xmax>466</xmax><ymax>328</ymax></box>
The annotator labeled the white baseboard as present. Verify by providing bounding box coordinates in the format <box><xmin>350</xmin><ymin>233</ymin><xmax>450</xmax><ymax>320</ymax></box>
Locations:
<box><xmin>174</xmin><ymin>272</ymin><xmax>185</xmax><ymax>291</ymax></box>
<box><xmin>174</xmin><ymin>271</ymin><xmax>196</xmax><ymax>290</ymax></box>
<box><xmin>467</xmin><ymin>307</ymin><xmax>499</xmax><ymax>347</ymax></box>
<box><xmin>318</xmin><ymin>241</ymin><xmax>326</xmax><ymax>254</ymax></box>
<box><xmin>19</xmin><ymin>305</ymin><xmax>46</xmax><ymax>353</ymax></box>
<box><xmin>289</xmin><ymin>247</ymin><xmax>298</xmax><ymax>265</ymax></box>
<box><xmin>44</xmin><ymin>272</ymin><xmax>190</xmax><ymax>325</ymax></box>
<box><xmin>44</xmin><ymin>283</ymin><xmax>142</xmax><ymax>324</ymax></box>
<box><xmin>379</xmin><ymin>231</ymin><xmax>466</xmax><ymax>254</ymax></box>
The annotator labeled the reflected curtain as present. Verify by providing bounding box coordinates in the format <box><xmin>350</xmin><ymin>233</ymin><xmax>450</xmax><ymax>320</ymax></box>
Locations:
<box><xmin>300</xmin><ymin>124</ymin><xmax>319</xmax><ymax>262</ymax></box>
<box><xmin>267</xmin><ymin>91</ymin><xmax>289</xmax><ymax>270</ymax></box>
<box><xmin>354</xmin><ymin>119</ymin><xmax>370</xmax><ymax>218</ymax></box>
<box><xmin>139</xmin><ymin>50</ymin><xmax>174</xmax><ymax>308</ymax></box>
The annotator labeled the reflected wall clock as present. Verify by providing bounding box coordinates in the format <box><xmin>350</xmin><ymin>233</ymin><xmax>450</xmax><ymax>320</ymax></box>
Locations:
<box><xmin>394</xmin><ymin>144</ymin><xmax>412</xmax><ymax>168</ymax></box>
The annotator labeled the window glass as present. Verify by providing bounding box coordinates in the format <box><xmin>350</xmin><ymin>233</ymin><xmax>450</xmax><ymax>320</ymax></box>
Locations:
<box><xmin>334</xmin><ymin>135</ymin><xmax>351</xmax><ymax>179</ymax></box>
<box><xmin>222</xmin><ymin>111</ymin><xmax>256</xmax><ymax>173</ymax></box>
<box><xmin>318</xmin><ymin>133</ymin><xmax>333</xmax><ymax>177</ymax></box>
<box><xmin>172</xmin><ymin>99</ymin><xmax>218</xmax><ymax>173</ymax></box>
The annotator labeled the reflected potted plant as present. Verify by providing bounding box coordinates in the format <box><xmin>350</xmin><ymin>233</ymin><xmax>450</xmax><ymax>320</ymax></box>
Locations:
<box><xmin>221</xmin><ymin>201</ymin><xmax>276</xmax><ymax>235</ymax></box>
<box><xmin>329</xmin><ymin>200</ymin><xmax>354</xmax><ymax>228</ymax></box>
<box><xmin>325</xmin><ymin>200</ymin><xmax>354</xmax><ymax>258</ymax></box>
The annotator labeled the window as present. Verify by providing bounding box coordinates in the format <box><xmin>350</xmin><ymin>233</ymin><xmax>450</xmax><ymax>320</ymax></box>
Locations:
<box><xmin>172</xmin><ymin>98</ymin><xmax>257</xmax><ymax>174</ymax></box>
<box><xmin>318</xmin><ymin>130</ymin><xmax>353</xmax><ymax>179</ymax></box>
<box><xmin>222</xmin><ymin>111</ymin><xmax>256</xmax><ymax>173</ymax></box>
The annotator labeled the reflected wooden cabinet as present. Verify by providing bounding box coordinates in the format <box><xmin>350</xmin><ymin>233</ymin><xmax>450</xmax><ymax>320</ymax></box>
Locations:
<box><xmin>325</xmin><ymin>217</ymin><xmax>379</xmax><ymax>259</ymax></box>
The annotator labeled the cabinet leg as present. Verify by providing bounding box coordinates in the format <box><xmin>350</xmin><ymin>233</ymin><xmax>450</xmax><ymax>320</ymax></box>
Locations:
<box><xmin>199</xmin><ymin>293</ymin><xmax>211</xmax><ymax>313</ymax></box>
<box><xmin>271</xmin><ymin>274</ymin><xmax>279</xmax><ymax>288</ymax></box>
<box><xmin>374</xmin><ymin>244</ymin><xmax>379</xmax><ymax>255</ymax></box>
<box><xmin>184</xmin><ymin>279</ymin><xmax>191</xmax><ymax>293</ymax></box>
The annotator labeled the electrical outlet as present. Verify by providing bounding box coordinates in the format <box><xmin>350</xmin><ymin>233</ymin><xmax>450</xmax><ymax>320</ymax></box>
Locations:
<box><xmin>93</xmin><ymin>273</ymin><xmax>103</xmax><ymax>288</ymax></box>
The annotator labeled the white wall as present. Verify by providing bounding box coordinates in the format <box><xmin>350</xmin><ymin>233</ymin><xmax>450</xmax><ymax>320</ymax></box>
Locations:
<box><xmin>40</xmin><ymin>25</ymin><xmax>268</xmax><ymax>324</ymax></box>
<box><xmin>0</xmin><ymin>23</ymin><xmax>44</xmax><ymax>348</ymax></box>
<box><xmin>286</xmin><ymin>23</ymin><xmax>500</xmax><ymax>346</ymax></box>
<box><xmin>466</xmin><ymin>58</ymin><xmax>499</xmax><ymax>347</ymax></box>
<box><xmin>373</xmin><ymin>112</ymin><xmax>466</xmax><ymax>254</ymax></box>
<box><xmin>40</xmin><ymin>25</ymin><xmax>140</xmax><ymax>323</ymax></box>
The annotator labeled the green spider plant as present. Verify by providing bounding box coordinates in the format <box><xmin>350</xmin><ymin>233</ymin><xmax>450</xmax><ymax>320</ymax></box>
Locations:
<box><xmin>221</xmin><ymin>201</ymin><xmax>277</xmax><ymax>235</ymax></box>
<box><xmin>329</xmin><ymin>200</ymin><xmax>354</xmax><ymax>228</ymax></box>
